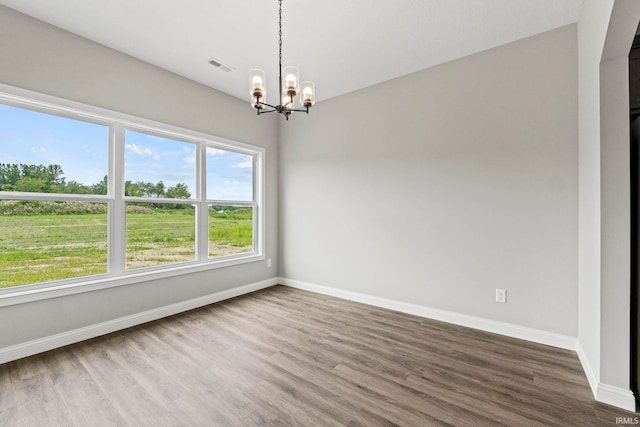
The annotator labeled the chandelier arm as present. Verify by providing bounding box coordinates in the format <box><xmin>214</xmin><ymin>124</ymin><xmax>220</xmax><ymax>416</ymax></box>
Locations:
<box><xmin>257</xmin><ymin>107</ymin><xmax>277</xmax><ymax>115</ymax></box>
<box><xmin>257</xmin><ymin>101</ymin><xmax>279</xmax><ymax>109</ymax></box>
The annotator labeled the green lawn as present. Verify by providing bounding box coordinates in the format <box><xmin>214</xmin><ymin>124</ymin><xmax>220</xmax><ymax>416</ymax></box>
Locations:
<box><xmin>0</xmin><ymin>207</ymin><xmax>253</xmax><ymax>288</ymax></box>
<box><xmin>0</xmin><ymin>213</ymin><xmax>108</xmax><ymax>287</ymax></box>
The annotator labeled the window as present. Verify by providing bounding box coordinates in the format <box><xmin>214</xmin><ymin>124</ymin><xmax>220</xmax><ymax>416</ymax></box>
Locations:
<box><xmin>206</xmin><ymin>147</ymin><xmax>253</xmax><ymax>201</ymax></box>
<box><xmin>125</xmin><ymin>202</ymin><xmax>197</xmax><ymax>270</ymax></box>
<box><xmin>124</xmin><ymin>130</ymin><xmax>196</xmax><ymax>200</ymax></box>
<box><xmin>209</xmin><ymin>205</ymin><xmax>253</xmax><ymax>258</ymax></box>
<box><xmin>0</xmin><ymin>87</ymin><xmax>264</xmax><ymax>292</ymax></box>
<box><xmin>206</xmin><ymin>148</ymin><xmax>254</xmax><ymax>258</ymax></box>
<box><xmin>0</xmin><ymin>104</ymin><xmax>109</xmax><ymax>195</ymax></box>
<box><xmin>0</xmin><ymin>201</ymin><xmax>108</xmax><ymax>288</ymax></box>
<box><xmin>0</xmin><ymin>104</ymin><xmax>110</xmax><ymax>288</ymax></box>
<box><xmin>124</xmin><ymin>130</ymin><xmax>197</xmax><ymax>270</ymax></box>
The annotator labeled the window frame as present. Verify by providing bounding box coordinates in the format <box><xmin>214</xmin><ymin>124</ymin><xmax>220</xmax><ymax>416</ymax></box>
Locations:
<box><xmin>0</xmin><ymin>84</ymin><xmax>265</xmax><ymax>307</ymax></box>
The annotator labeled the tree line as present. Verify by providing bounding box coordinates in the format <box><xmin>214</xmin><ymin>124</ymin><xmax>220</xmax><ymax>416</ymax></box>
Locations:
<box><xmin>0</xmin><ymin>163</ymin><xmax>191</xmax><ymax>199</ymax></box>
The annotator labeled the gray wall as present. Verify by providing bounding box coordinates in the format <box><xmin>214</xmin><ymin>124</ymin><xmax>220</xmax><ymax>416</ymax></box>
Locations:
<box><xmin>0</xmin><ymin>6</ymin><xmax>279</xmax><ymax>348</ymax></box>
<box><xmin>280</xmin><ymin>25</ymin><xmax>579</xmax><ymax>336</ymax></box>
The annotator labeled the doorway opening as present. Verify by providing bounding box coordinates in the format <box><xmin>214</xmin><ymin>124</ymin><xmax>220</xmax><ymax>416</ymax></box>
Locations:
<box><xmin>629</xmin><ymin>22</ymin><xmax>640</xmax><ymax>411</ymax></box>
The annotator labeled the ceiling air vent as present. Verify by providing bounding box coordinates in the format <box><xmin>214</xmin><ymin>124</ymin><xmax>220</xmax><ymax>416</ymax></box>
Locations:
<box><xmin>207</xmin><ymin>57</ymin><xmax>233</xmax><ymax>72</ymax></box>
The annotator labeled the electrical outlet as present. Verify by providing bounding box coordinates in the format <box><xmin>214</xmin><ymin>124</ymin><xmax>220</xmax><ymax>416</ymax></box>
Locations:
<box><xmin>495</xmin><ymin>289</ymin><xmax>507</xmax><ymax>303</ymax></box>
<box><xmin>267</xmin><ymin>259</ymin><xmax>272</xmax><ymax>268</ymax></box>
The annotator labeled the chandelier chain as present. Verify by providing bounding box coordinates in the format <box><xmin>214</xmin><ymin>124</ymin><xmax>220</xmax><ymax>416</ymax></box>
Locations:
<box><xmin>278</xmin><ymin>0</ymin><xmax>283</xmax><ymax>70</ymax></box>
<box><xmin>278</xmin><ymin>0</ymin><xmax>283</xmax><ymax>102</ymax></box>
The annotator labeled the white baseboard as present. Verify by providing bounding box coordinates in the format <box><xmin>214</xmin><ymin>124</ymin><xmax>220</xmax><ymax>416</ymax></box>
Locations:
<box><xmin>0</xmin><ymin>277</ymin><xmax>278</xmax><ymax>365</ymax></box>
<box><xmin>596</xmin><ymin>384</ymin><xmax>637</xmax><ymax>412</ymax></box>
<box><xmin>279</xmin><ymin>277</ymin><xmax>577</xmax><ymax>351</ymax></box>
<box><xmin>576</xmin><ymin>340</ymin><xmax>599</xmax><ymax>397</ymax></box>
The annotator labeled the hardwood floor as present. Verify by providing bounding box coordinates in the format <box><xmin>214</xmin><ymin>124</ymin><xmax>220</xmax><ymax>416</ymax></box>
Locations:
<box><xmin>0</xmin><ymin>285</ymin><xmax>636</xmax><ymax>426</ymax></box>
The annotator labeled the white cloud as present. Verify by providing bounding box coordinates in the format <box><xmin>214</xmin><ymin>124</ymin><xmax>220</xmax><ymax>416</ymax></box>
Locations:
<box><xmin>126</xmin><ymin>143</ymin><xmax>159</xmax><ymax>160</ymax></box>
<box><xmin>232</xmin><ymin>160</ymin><xmax>252</xmax><ymax>169</ymax></box>
<box><xmin>182</xmin><ymin>146</ymin><xmax>195</xmax><ymax>164</ymax></box>
<box><xmin>207</xmin><ymin>147</ymin><xmax>225</xmax><ymax>156</ymax></box>
<box><xmin>31</xmin><ymin>147</ymin><xmax>46</xmax><ymax>153</ymax></box>
<box><xmin>183</xmin><ymin>155</ymin><xmax>195</xmax><ymax>165</ymax></box>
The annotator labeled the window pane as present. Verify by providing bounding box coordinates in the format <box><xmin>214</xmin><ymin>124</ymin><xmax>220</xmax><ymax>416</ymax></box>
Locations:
<box><xmin>0</xmin><ymin>201</ymin><xmax>108</xmax><ymax>288</ymax></box>
<box><xmin>0</xmin><ymin>104</ymin><xmax>109</xmax><ymax>195</ymax></box>
<box><xmin>206</xmin><ymin>147</ymin><xmax>253</xmax><ymax>201</ymax></box>
<box><xmin>209</xmin><ymin>205</ymin><xmax>253</xmax><ymax>257</ymax></box>
<box><xmin>126</xmin><ymin>203</ymin><xmax>196</xmax><ymax>270</ymax></box>
<box><xmin>124</xmin><ymin>130</ymin><xmax>195</xmax><ymax>199</ymax></box>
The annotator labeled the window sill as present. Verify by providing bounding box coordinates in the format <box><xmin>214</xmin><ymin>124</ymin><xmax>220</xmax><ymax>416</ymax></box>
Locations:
<box><xmin>0</xmin><ymin>253</ymin><xmax>265</xmax><ymax>308</ymax></box>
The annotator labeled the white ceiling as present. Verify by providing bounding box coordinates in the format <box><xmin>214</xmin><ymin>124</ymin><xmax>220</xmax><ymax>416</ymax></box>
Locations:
<box><xmin>0</xmin><ymin>0</ymin><xmax>583</xmax><ymax>104</ymax></box>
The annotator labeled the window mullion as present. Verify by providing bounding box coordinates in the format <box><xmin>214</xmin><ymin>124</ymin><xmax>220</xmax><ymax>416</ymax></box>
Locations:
<box><xmin>110</xmin><ymin>124</ymin><xmax>126</xmax><ymax>274</ymax></box>
<box><xmin>196</xmin><ymin>143</ymin><xmax>208</xmax><ymax>260</ymax></box>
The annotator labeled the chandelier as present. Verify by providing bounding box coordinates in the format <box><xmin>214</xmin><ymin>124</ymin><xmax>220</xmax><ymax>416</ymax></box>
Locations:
<box><xmin>249</xmin><ymin>0</ymin><xmax>315</xmax><ymax>120</ymax></box>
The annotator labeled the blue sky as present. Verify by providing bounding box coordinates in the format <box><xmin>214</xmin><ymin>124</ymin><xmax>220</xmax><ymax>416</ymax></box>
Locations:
<box><xmin>0</xmin><ymin>104</ymin><xmax>253</xmax><ymax>201</ymax></box>
<box><xmin>0</xmin><ymin>104</ymin><xmax>109</xmax><ymax>185</ymax></box>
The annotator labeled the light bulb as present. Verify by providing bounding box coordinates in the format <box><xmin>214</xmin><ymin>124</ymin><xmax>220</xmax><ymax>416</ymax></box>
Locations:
<box><xmin>303</xmin><ymin>87</ymin><xmax>313</xmax><ymax>102</ymax></box>
<box><xmin>252</xmin><ymin>75</ymin><xmax>263</xmax><ymax>90</ymax></box>
<box><xmin>285</xmin><ymin>74</ymin><xmax>297</xmax><ymax>90</ymax></box>
<box><xmin>300</xmin><ymin>81</ymin><xmax>315</xmax><ymax>106</ymax></box>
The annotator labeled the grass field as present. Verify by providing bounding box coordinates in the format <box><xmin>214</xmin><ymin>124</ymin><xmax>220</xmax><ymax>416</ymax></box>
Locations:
<box><xmin>0</xmin><ymin>206</ymin><xmax>253</xmax><ymax>288</ymax></box>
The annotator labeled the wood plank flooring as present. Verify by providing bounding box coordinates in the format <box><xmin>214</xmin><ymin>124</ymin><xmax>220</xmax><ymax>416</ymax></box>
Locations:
<box><xmin>0</xmin><ymin>285</ymin><xmax>636</xmax><ymax>426</ymax></box>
